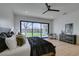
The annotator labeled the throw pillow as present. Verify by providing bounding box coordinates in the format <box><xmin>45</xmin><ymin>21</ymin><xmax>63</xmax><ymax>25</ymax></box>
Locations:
<box><xmin>5</xmin><ymin>35</ymin><xmax>17</xmax><ymax>50</ymax></box>
<box><xmin>16</xmin><ymin>34</ymin><xmax>25</xmax><ymax>46</ymax></box>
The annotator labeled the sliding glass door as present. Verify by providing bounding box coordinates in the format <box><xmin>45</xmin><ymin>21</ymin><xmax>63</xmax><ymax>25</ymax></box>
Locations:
<box><xmin>21</xmin><ymin>22</ymin><xmax>32</xmax><ymax>37</ymax></box>
<box><xmin>20</xmin><ymin>21</ymin><xmax>49</xmax><ymax>38</ymax></box>
<box><xmin>41</xmin><ymin>24</ymin><xmax>48</xmax><ymax>37</ymax></box>
<box><xmin>33</xmin><ymin>23</ymin><xmax>41</xmax><ymax>37</ymax></box>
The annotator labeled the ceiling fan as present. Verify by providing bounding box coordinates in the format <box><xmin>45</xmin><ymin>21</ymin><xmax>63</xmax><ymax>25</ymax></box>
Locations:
<box><xmin>42</xmin><ymin>3</ymin><xmax>60</xmax><ymax>14</ymax></box>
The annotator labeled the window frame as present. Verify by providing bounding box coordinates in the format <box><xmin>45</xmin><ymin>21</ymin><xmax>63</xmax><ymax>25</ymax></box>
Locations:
<box><xmin>20</xmin><ymin>20</ymin><xmax>49</xmax><ymax>38</ymax></box>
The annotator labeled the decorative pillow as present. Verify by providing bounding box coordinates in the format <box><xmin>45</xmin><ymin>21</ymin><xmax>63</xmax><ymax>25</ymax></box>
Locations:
<box><xmin>0</xmin><ymin>32</ymin><xmax>7</xmax><ymax>38</ymax></box>
<box><xmin>6</xmin><ymin>31</ymin><xmax>14</xmax><ymax>38</ymax></box>
<box><xmin>0</xmin><ymin>36</ymin><xmax>8</xmax><ymax>53</ymax></box>
<box><xmin>5</xmin><ymin>35</ymin><xmax>17</xmax><ymax>50</ymax></box>
<box><xmin>0</xmin><ymin>31</ymin><xmax>14</xmax><ymax>38</ymax></box>
<box><xmin>16</xmin><ymin>34</ymin><xmax>25</xmax><ymax>46</ymax></box>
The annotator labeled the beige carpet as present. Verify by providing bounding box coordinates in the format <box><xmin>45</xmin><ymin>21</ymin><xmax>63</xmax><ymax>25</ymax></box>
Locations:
<box><xmin>45</xmin><ymin>39</ymin><xmax>79</xmax><ymax>56</ymax></box>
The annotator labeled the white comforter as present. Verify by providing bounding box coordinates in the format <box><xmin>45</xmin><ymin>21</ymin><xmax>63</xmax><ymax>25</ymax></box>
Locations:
<box><xmin>0</xmin><ymin>39</ymin><xmax>31</xmax><ymax>56</ymax></box>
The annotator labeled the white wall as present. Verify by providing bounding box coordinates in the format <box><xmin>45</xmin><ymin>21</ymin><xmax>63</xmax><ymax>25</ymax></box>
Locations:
<box><xmin>14</xmin><ymin>15</ymin><xmax>53</xmax><ymax>34</ymax></box>
<box><xmin>0</xmin><ymin>5</ymin><xmax>14</xmax><ymax>29</ymax></box>
<box><xmin>0</xmin><ymin>4</ymin><xmax>53</xmax><ymax>34</ymax></box>
<box><xmin>53</xmin><ymin>10</ymin><xmax>79</xmax><ymax>39</ymax></box>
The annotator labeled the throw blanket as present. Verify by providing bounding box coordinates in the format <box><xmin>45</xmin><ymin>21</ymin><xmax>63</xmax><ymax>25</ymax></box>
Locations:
<box><xmin>27</xmin><ymin>37</ymin><xmax>56</xmax><ymax>56</ymax></box>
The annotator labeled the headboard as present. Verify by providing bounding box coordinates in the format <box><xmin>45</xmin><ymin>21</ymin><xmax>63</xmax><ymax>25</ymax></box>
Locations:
<box><xmin>0</xmin><ymin>27</ymin><xmax>11</xmax><ymax>33</ymax></box>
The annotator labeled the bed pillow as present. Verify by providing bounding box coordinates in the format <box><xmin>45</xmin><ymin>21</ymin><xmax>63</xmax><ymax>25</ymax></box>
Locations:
<box><xmin>0</xmin><ymin>32</ymin><xmax>7</xmax><ymax>38</ymax></box>
<box><xmin>5</xmin><ymin>35</ymin><xmax>17</xmax><ymax>50</ymax></box>
<box><xmin>16</xmin><ymin>34</ymin><xmax>25</xmax><ymax>46</ymax></box>
<box><xmin>6</xmin><ymin>31</ymin><xmax>14</xmax><ymax>38</ymax></box>
<box><xmin>0</xmin><ymin>36</ymin><xmax>8</xmax><ymax>53</ymax></box>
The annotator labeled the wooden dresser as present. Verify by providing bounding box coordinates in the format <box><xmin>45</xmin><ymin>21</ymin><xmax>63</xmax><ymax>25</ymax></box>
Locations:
<box><xmin>59</xmin><ymin>34</ymin><xmax>76</xmax><ymax>44</ymax></box>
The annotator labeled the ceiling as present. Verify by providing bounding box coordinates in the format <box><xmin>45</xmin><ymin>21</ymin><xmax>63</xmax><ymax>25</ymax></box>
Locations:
<box><xmin>0</xmin><ymin>3</ymin><xmax>79</xmax><ymax>20</ymax></box>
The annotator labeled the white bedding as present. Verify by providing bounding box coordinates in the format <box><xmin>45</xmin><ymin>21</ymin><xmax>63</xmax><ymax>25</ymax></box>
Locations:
<box><xmin>0</xmin><ymin>39</ymin><xmax>31</xmax><ymax>56</ymax></box>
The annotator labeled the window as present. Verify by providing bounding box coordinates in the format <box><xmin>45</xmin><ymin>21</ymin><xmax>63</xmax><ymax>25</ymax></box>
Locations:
<box><xmin>20</xmin><ymin>21</ymin><xmax>49</xmax><ymax>38</ymax></box>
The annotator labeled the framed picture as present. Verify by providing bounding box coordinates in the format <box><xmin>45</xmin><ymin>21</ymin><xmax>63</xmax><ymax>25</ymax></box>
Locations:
<box><xmin>65</xmin><ymin>23</ymin><xmax>73</xmax><ymax>34</ymax></box>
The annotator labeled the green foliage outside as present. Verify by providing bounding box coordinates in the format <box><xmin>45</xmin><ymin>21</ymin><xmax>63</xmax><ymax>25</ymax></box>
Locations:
<box><xmin>25</xmin><ymin>32</ymin><xmax>48</xmax><ymax>37</ymax></box>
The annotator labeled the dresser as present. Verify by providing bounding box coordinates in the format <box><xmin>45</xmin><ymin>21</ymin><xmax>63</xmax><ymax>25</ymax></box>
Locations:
<box><xmin>59</xmin><ymin>34</ymin><xmax>76</xmax><ymax>44</ymax></box>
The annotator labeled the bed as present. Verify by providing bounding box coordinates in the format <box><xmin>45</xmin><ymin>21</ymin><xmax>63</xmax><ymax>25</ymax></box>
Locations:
<box><xmin>27</xmin><ymin>37</ymin><xmax>56</xmax><ymax>56</ymax></box>
<box><xmin>0</xmin><ymin>27</ymin><xmax>56</xmax><ymax>56</ymax></box>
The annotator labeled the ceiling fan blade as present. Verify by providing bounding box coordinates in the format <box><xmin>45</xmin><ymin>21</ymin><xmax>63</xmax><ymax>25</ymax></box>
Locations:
<box><xmin>42</xmin><ymin>3</ymin><xmax>60</xmax><ymax>14</ymax></box>
<box><xmin>45</xmin><ymin>3</ymin><xmax>49</xmax><ymax>7</ymax></box>
<box><xmin>42</xmin><ymin>10</ymin><xmax>48</xmax><ymax>14</ymax></box>
<box><xmin>45</xmin><ymin>3</ymin><xmax>50</xmax><ymax>9</ymax></box>
<box><xmin>49</xmin><ymin>9</ymin><xmax>60</xmax><ymax>12</ymax></box>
